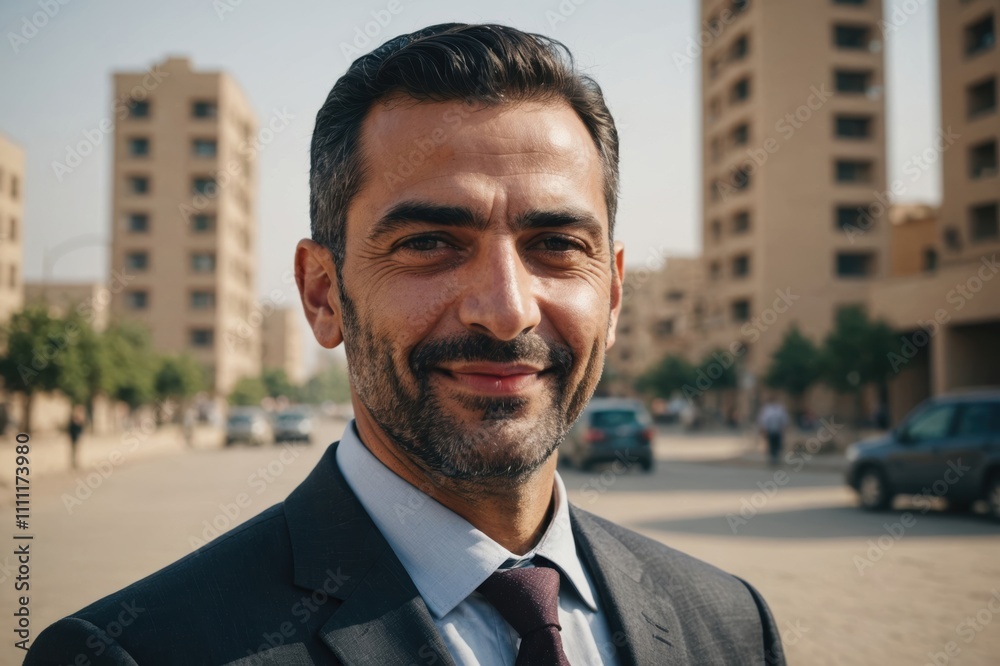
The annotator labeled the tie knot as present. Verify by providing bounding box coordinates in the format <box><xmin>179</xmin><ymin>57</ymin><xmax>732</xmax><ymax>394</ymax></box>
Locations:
<box><xmin>477</xmin><ymin>561</ymin><xmax>562</xmax><ymax>637</ymax></box>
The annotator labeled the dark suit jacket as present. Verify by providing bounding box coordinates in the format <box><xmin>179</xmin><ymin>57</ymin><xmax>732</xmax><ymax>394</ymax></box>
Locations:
<box><xmin>26</xmin><ymin>442</ymin><xmax>785</xmax><ymax>665</ymax></box>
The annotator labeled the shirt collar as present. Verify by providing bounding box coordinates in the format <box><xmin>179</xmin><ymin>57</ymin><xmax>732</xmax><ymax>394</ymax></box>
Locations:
<box><xmin>335</xmin><ymin>420</ymin><xmax>598</xmax><ymax>618</ymax></box>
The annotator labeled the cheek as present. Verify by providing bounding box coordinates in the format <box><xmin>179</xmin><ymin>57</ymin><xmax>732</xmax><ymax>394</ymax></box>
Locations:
<box><xmin>366</xmin><ymin>274</ymin><xmax>459</xmax><ymax>345</ymax></box>
<box><xmin>542</xmin><ymin>280</ymin><xmax>610</xmax><ymax>358</ymax></box>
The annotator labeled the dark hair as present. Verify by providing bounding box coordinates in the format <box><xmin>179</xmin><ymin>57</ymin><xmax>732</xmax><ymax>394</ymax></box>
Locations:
<box><xmin>309</xmin><ymin>23</ymin><xmax>620</xmax><ymax>268</ymax></box>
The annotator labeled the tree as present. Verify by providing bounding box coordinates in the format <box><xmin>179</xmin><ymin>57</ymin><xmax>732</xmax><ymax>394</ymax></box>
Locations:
<box><xmin>301</xmin><ymin>363</ymin><xmax>352</xmax><ymax>405</ymax></box>
<box><xmin>155</xmin><ymin>354</ymin><xmax>206</xmax><ymax>420</ymax></box>
<box><xmin>0</xmin><ymin>307</ymin><xmax>78</xmax><ymax>433</ymax></box>
<box><xmin>695</xmin><ymin>348</ymin><xmax>739</xmax><ymax>393</ymax></box>
<box><xmin>765</xmin><ymin>325</ymin><xmax>822</xmax><ymax>416</ymax></box>
<box><xmin>822</xmin><ymin>306</ymin><xmax>898</xmax><ymax>425</ymax></box>
<box><xmin>104</xmin><ymin>322</ymin><xmax>157</xmax><ymax>412</ymax></box>
<box><xmin>636</xmin><ymin>354</ymin><xmax>697</xmax><ymax>399</ymax></box>
<box><xmin>229</xmin><ymin>377</ymin><xmax>268</xmax><ymax>407</ymax></box>
<box><xmin>262</xmin><ymin>368</ymin><xmax>299</xmax><ymax>402</ymax></box>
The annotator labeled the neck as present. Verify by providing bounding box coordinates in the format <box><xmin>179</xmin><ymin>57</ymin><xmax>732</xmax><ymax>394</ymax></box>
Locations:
<box><xmin>352</xmin><ymin>405</ymin><xmax>558</xmax><ymax>555</ymax></box>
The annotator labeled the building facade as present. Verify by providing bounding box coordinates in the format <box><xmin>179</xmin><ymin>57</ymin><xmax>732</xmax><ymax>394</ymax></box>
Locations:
<box><xmin>261</xmin><ymin>307</ymin><xmax>304</xmax><ymax>386</ymax></box>
<box><xmin>0</xmin><ymin>133</ymin><xmax>24</xmax><ymax>324</ymax></box>
<box><xmin>109</xmin><ymin>57</ymin><xmax>260</xmax><ymax>395</ymax></box>
<box><xmin>699</xmin><ymin>0</ymin><xmax>890</xmax><ymax>417</ymax></box>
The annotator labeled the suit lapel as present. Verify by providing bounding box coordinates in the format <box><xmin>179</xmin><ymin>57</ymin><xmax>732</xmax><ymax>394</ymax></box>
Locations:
<box><xmin>283</xmin><ymin>442</ymin><xmax>456</xmax><ymax>666</ymax></box>
<box><xmin>570</xmin><ymin>506</ymin><xmax>692</xmax><ymax>665</ymax></box>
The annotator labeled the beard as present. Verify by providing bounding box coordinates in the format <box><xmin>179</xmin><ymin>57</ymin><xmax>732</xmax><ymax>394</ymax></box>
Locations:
<box><xmin>337</xmin><ymin>279</ymin><xmax>606</xmax><ymax>483</ymax></box>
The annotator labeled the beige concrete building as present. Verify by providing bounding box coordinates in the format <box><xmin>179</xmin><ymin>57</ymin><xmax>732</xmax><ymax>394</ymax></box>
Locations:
<box><xmin>608</xmin><ymin>256</ymin><xmax>705</xmax><ymax>386</ymax></box>
<box><xmin>868</xmin><ymin>1</ymin><xmax>1000</xmax><ymax>420</ymax></box>
<box><xmin>699</xmin><ymin>0</ymin><xmax>889</xmax><ymax>417</ymax></box>
<box><xmin>0</xmin><ymin>133</ymin><xmax>25</xmax><ymax>324</ymax></box>
<box><xmin>888</xmin><ymin>204</ymin><xmax>939</xmax><ymax>277</ymax></box>
<box><xmin>109</xmin><ymin>57</ymin><xmax>260</xmax><ymax>395</ymax></box>
<box><xmin>24</xmin><ymin>281</ymin><xmax>111</xmax><ymax>331</ymax></box>
<box><xmin>261</xmin><ymin>307</ymin><xmax>304</xmax><ymax>385</ymax></box>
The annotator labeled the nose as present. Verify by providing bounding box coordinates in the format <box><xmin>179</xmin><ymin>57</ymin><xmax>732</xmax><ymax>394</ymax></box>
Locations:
<box><xmin>457</xmin><ymin>238</ymin><xmax>541</xmax><ymax>341</ymax></box>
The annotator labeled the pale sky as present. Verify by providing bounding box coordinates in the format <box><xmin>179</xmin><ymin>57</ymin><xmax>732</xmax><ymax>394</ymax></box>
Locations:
<box><xmin>0</xmin><ymin>0</ymin><xmax>939</xmax><ymax>371</ymax></box>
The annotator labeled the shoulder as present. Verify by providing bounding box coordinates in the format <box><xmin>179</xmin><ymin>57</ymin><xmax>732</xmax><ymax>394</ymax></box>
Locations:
<box><xmin>26</xmin><ymin>504</ymin><xmax>296</xmax><ymax>665</ymax></box>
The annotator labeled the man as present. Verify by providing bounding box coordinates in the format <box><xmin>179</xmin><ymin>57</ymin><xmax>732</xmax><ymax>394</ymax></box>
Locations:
<box><xmin>27</xmin><ymin>24</ymin><xmax>785</xmax><ymax>665</ymax></box>
<box><xmin>758</xmin><ymin>395</ymin><xmax>791</xmax><ymax>467</ymax></box>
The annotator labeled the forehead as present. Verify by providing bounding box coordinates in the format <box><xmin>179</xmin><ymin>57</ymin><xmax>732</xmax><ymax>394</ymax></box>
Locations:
<box><xmin>348</xmin><ymin>95</ymin><xmax>607</xmax><ymax>231</ymax></box>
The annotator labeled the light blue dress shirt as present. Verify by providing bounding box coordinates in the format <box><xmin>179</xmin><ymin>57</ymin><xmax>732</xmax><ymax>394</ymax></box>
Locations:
<box><xmin>335</xmin><ymin>420</ymin><xmax>622</xmax><ymax>665</ymax></box>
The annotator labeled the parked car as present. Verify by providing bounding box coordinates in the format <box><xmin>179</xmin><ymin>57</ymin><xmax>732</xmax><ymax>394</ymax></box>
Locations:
<box><xmin>224</xmin><ymin>409</ymin><xmax>272</xmax><ymax>447</ymax></box>
<box><xmin>845</xmin><ymin>390</ymin><xmax>1000</xmax><ymax>519</ymax></box>
<box><xmin>561</xmin><ymin>398</ymin><xmax>655</xmax><ymax>472</ymax></box>
<box><xmin>273</xmin><ymin>409</ymin><xmax>314</xmax><ymax>444</ymax></box>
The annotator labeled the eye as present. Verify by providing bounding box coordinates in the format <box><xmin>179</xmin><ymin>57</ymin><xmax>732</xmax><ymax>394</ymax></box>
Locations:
<box><xmin>535</xmin><ymin>235</ymin><xmax>584</xmax><ymax>253</ymax></box>
<box><xmin>399</xmin><ymin>235</ymin><xmax>452</xmax><ymax>253</ymax></box>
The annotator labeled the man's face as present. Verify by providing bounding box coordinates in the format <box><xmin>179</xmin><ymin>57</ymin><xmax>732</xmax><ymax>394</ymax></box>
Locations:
<box><xmin>330</xmin><ymin>96</ymin><xmax>623</xmax><ymax>481</ymax></box>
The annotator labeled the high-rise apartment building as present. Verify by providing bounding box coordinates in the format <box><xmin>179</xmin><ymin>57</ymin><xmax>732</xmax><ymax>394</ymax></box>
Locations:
<box><xmin>699</xmin><ymin>0</ymin><xmax>889</xmax><ymax>411</ymax></box>
<box><xmin>109</xmin><ymin>57</ymin><xmax>260</xmax><ymax>394</ymax></box>
<box><xmin>939</xmin><ymin>0</ymin><xmax>999</xmax><ymax>263</ymax></box>
<box><xmin>0</xmin><ymin>133</ymin><xmax>24</xmax><ymax>324</ymax></box>
<box><xmin>261</xmin><ymin>307</ymin><xmax>304</xmax><ymax>386</ymax></box>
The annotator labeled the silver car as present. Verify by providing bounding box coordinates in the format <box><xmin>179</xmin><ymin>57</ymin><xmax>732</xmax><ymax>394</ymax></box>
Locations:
<box><xmin>225</xmin><ymin>410</ymin><xmax>272</xmax><ymax>447</ymax></box>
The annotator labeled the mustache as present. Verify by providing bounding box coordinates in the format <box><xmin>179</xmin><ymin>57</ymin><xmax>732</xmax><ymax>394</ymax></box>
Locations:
<box><xmin>410</xmin><ymin>332</ymin><xmax>574</xmax><ymax>378</ymax></box>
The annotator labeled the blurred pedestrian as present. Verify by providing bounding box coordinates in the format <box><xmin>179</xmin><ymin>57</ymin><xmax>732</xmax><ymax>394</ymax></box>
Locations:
<box><xmin>182</xmin><ymin>407</ymin><xmax>196</xmax><ymax>448</ymax></box>
<box><xmin>67</xmin><ymin>405</ymin><xmax>86</xmax><ymax>469</ymax></box>
<box><xmin>757</xmin><ymin>395</ymin><xmax>789</xmax><ymax>466</ymax></box>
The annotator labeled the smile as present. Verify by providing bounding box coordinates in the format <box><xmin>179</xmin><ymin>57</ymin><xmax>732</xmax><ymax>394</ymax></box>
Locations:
<box><xmin>435</xmin><ymin>363</ymin><xmax>549</xmax><ymax>396</ymax></box>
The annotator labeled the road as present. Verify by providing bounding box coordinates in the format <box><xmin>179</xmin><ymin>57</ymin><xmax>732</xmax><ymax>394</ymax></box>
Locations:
<box><xmin>3</xmin><ymin>418</ymin><xmax>999</xmax><ymax>665</ymax></box>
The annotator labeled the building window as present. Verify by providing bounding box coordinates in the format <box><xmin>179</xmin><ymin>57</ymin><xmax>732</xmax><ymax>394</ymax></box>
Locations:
<box><xmin>125</xmin><ymin>291</ymin><xmax>148</xmax><ymax>310</ymax></box>
<box><xmin>128</xmin><ymin>176</ymin><xmax>150</xmax><ymax>194</ymax></box>
<box><xmin>732</xmin><ymin>211</ymin><xmax>751</xmax><ymax>233</ymax></box>
<box><xmin>710</xmin><ymin>261</ymin><xmax>721</xmax><ymax>281</ymax></box>
<box><xmin>923</xmin><ymin>248</ymin><xmax>938</xmax><ymax>272</ymax></box>
<box><xmin>191</xmin><ymin>100</ymin><xmax>218</xmax><ymax>119</ymax></box>
<box><xmin>835</xmin><ymin>205</ymin><xmax>872</xmax><ymax>231</ymax></box>
<box><xmin>192</xmin><ymin>177</ymin><xmax>217</xmax><ymax>196</ymax></box>
<box><xmin>731</xmin><ymin>123</ymin><xmax>750</xmax><ymax>147</ymax></box>
<box><xmin>969</xmin><ymin>139</ymin><xmax>998</xmax><ymax>178</ymax></box>
<box><xmin>965</xmin><ymin>14</ymin><xmax>995</xmax><ymax>57</ymax></box>
<box><xmin>970</xmin><ymin>202</ymin><xmax>999</xmax><ymax>241</ymax></box>
<box><xmin>731</xmin><ymin>254</ymin><xmax>751</xmax><ymax>278</ymax></box>
<box><xmin>711</xmin><ymin>219</ymin><xmax>722</xmax><ymax>242</ymax></box>
<box><xmin>731</xmin><ymin>0</ymin><xmax>749</xmax><ymax>15</ymax></box>
<box><xmin>711</xmin><ymin>136</ymin><xmax>724</xmax><ymax>163</ymax></box>
<box><xmin>835</xmin><ymin>160</ymin><xmax>873</xmax><ymax>184</ymax></box>
<box><xmin>192</xmin><ymin>139</ymin><xmax>217</xmax><ymax>158</ymax></box>
<box><xmin>707</xmin><ymin>97</ymin><xmax>722</xmax><ymax>124</ymax></box>
<box><xmin>730</xmin><ymin>77</ymin><xmax>751</xmax><ymax>104</ymax></box>
<box><xmin>125</xmin><ymin>251</ymin><xmax>149</xmax><ymax>271</ymax></box>
<box><xmin>190</xmin><ymin>290</ymin><xmax>215</xmax><ymax>309</ymax></box>
<box><xmin>126</xmin><ymin>213</ymin><xmax>149</xmax><ymax>232</ymax></box>
<box><xmin>731</xmin><ymin>164</ymin><xmax>752</xmax><ymax>191</ymax></box>
<box><xmin>835</xmin><ymin>69</ymin><xmax>872</xmax><ymax>94</ymax></box>
<box><xmin>709</xmin><ymin>56</ymin><xmax>722</xmax><ymax>80</ymax></box>
<box><xmin>834</xmin><ymin>25</ymin><xmax>870</xmax><ymax>50</ymax></box>
<box><xmin>728</xmin><ymin>35</ymin><xmax>749</xmax><ymax>61</ymax></box>
<box><xmin>8</xmin><ymin>264</ymin><xmax>16</xmax><ymax>289</ymax></box>
<box><xmin>731</xmin><ymin>299</ymin><xmax>751</xmax><ymax>322</ymax></box>
<box><xmin>10</xmin><ymin>175</ymin><xmax>19</xmax><ymax>200</ymax></box>
<box><xmin>835</xmin><ymin>252</ymin><xmax>875</xmax><ymax>277</ymax></box>
<box><xmin>8</xmin><ymin>218</ymin><xmax>17</xmax><ymax>242</ymax></box>
<box><xmin>654</xmin><ymin>319</ymin><xmax>675</xmax><ymax>338</ymax></box>
<box><xmin>943</xmin><ymin>226</ymin><xmax>962</xmax><ymax>251</ymax></box>
<box><xmin>835</xmin><ymin>115</ymin><xmax>872</xmax><ymax>139</ymax></box>
<box><xmin>190</xmin><ymin>328</ymin><xmax>215</xmax><ymax>348</ymax></box>
<box><xmin>666</xmin><ymin>290</ymin><xmax>685</xmax><ymax>302</ymax></box>
<box><xmin>127</xmin><ymin>137</ymin><xmax>150</xmax><ymax>157</ymax></box>
<box><xmin>191</xmin><ymin>214</ymin><xmax>216</xmax><ymax>232</ymax></box>
<box><xmin>127</xmin><ymin>99</ymin><xmax>150</xmax><ymax>118</ymax></box>
<box><xmin>968</xmin><ymin>77</ymin><xmax>997</xmax><ymax>118</ymax></box>
<box><xmin>191</xmin><ymin>252</ymin><xmax>216</xmax><ymax>273</ymax></box>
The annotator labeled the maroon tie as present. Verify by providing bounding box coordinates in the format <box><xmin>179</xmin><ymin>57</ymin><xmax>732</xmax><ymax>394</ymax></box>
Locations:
<box><xmin>476</xmin><ymin>559</ymin><xmax>572</xmax><ymax>666</ymax></box>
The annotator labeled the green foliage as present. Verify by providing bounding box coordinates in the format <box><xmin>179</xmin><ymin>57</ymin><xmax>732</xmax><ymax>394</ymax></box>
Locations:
<box><xmin>765</xmin><ymin>325</ymin><xmax>822</xmax><ymax>397</ymax></box>
<box><xmin>636</xmin><ymin>354</ymin><xmax>697</xmax><ymax>399</ymax></box>
<box><xmin>822</xmin><ymin>306</ymin><xmax>898</xmax><ymax>394</ymax></box>
<box><xmin>695</xmin><ymin>349</ymin><xmax>739</xmax><ymax>392</ymax></box>
<box><xmin>155</xmin><ymin>354</ymin><xmax>206</xmax><ymax>402</ymax></box>
<box><xmin>104</xmin><ymin>322</ymin><xmax>157</xmax><ymax>410</ymax></box>
<box><xmin>229</xmin><ymin>376</ymin><xmax>268</xmax><ymax>407</ymax></box>
<box><xmin>300</xmin><ymin>362</ymin><xmax>352</xmax><ymax>405</ymax></box>
<box><xmin>262</xmin><ymin>368</ymin><xmax>299</xmax><ymax>401</ymax></box>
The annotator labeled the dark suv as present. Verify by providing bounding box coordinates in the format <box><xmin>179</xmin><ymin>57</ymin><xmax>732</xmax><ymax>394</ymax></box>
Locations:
<box><xmin>845</xmin><ymin>390</ymin><xmax>1000</xmax><ymax>519</ymax></box>
<box><xmin>561</xmin><ymin>398</ymin><xmax>655</xmax><ymax>472</ymax></box>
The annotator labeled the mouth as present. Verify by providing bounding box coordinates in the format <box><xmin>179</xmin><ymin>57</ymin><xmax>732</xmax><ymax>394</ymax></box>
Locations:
<box><xmin>434</xmin><ymin>363</ymin><xmax>550</xmax><ymax>396</ymax></box>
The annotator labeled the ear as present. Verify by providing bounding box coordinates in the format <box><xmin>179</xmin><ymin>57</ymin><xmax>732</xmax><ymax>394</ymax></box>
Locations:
<box><xmin>606</xmin><ymin>240</ymin><xmax>625</xmax><ymax>350</ymax></box>
<box><xmin>294</xmin><ymin>239</ymin><xmax>344</xmax><ymax>349</ymax></box>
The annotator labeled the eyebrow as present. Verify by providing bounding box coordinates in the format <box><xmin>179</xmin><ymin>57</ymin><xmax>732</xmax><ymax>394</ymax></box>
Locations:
<box><xmin>368</xmin><ymin>200</ymin><xmax>606</xmax><ymax>245</ymax></box>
